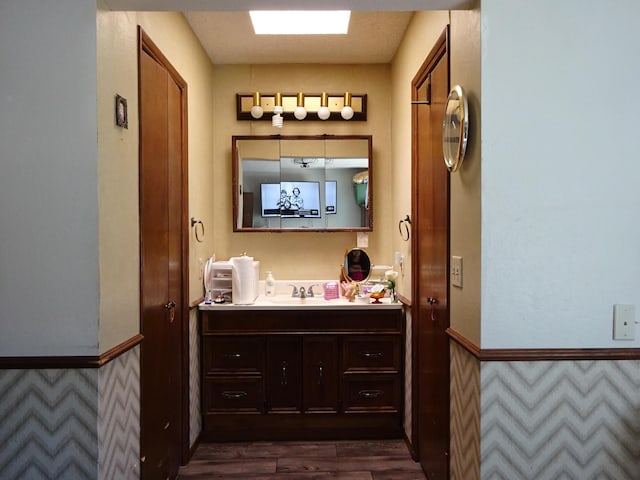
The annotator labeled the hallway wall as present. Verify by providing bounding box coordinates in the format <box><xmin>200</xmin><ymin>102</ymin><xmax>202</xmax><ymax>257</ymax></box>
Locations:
<box><xmin>0</xmin><ymin>0</ymin><xmax>99</xmax><ymax>357</ymax></box>
<box><xmin>481</xmin><ymin>0</ymin><xmax>640</xmax><ymax>349</ymax></box>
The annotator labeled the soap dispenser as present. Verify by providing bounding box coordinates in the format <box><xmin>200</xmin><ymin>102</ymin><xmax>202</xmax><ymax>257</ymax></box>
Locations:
<box><xmin>265</xmin><ymin>271</ymin><xmax>276</xmax><ymax>297</ymax></box>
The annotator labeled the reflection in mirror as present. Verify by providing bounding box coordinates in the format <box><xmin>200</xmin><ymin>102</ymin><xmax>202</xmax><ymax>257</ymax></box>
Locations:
<box><xmin>232</xmin><ymin>135</ymin><xmax>372</xmax><ymax>232</ymax></box>
<box><xmin>342</xmin><ymin>248</ymin><xmax>371</xmax><ymax>283</ymax></box>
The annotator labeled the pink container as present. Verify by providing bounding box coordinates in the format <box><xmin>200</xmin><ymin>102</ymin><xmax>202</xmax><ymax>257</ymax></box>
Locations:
<box><xmin>323</xmin><ymin>281</ymin><xmax>339</xmax><ymax>300</ymax></box>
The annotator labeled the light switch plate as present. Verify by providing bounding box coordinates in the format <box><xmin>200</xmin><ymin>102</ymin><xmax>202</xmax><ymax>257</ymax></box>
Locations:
<box><xmin>613</xmin><ymin>304</ymin><xmax>635</xmax><ymax>340</ymax></box>
<box><xmin>357</xmin><ymin>232</ymin><xmax>369</xmax><ymax>248</ymax></box>
<box><xmin>451</xmin><ymin>256</ymin><xmax>463</xmax><ymax>288</ymax></box>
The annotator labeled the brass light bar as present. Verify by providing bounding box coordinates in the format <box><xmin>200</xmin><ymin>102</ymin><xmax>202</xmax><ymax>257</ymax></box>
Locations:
<box><xmin>236</xmin><ymin>92</ymin><xmax>367</xmax><ymax>121</ymax></box>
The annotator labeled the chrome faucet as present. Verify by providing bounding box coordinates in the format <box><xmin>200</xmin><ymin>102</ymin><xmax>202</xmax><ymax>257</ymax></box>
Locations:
<box><xmin>290</xmin><ymin>284</ymin><xmax>320</xmax><ymax>298</ymax></box>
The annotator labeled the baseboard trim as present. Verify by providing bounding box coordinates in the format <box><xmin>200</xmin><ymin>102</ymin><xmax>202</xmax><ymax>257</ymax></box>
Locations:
<box><xmin>447</xmin><ymin>328</ymin><xmax>640</xmax><ymax>361</ymax></box>
<box><xmin>0</xmin><ymin>333</ymin><xmax>144</xmax><ymax>369</ymax></box>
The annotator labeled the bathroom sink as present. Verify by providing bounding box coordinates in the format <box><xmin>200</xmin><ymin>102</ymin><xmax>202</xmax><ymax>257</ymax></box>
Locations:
<box><xmin>267</xmin><ymin>296</ymin><xmax>329</xmax><ymax>305</ymax></box>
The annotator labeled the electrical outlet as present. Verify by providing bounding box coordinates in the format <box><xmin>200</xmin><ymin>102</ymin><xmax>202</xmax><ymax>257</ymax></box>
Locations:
<box><xmin>613</xmin><ymin>304</ymin><xmax>635</xmax><ymax>340</ymax></box>
<box><xmin>451</xmin><ymin>256</ymin><xmax>463</xmax><ymax>288</ymax></box>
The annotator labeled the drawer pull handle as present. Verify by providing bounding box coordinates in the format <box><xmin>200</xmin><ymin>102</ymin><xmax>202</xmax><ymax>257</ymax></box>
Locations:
<box><xmin>222</xmin><ymin>390</ymin><xmax>248</xmax><ymax>399</ymax></box>
<box><xmin>360</xmin><ymin>351</ymin><xmax>383</xmax><ymax>359</ymax></box>
<box><xmin>163</xmin><ymin>421</ymin><xmax>170</xmax><ymax>430</ymax></box>
<box><xmin>358</xmin><ymin>389</ymin><xmax>383</xmax><ymax>399</ymax></box>
<box><xmin>317</xmin><ymin>362</ymin><xmax>324</xmax><ymax>385</ymax></box>
<box><xmin>223</xmin><ymin>353</ymin><xmax>242</xmax><ymax>359</ymax></box>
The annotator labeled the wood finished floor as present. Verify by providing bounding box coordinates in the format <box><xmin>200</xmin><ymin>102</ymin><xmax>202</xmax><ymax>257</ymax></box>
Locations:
<box><xmin>178</xmin><ymin>439</ymin><xmax>426</xmax><ymax>479</ymax></box>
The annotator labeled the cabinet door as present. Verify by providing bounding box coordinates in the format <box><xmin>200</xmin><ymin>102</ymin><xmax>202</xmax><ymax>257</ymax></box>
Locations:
<box><xmin>303</xmin><ymin>336</ymin><xmax>339</xmax><ymax>413</ymax></box>
<box><xmin>266</xmin><ymin>336</ymin><xmax>302</xmax><ymax>412</ymax></box>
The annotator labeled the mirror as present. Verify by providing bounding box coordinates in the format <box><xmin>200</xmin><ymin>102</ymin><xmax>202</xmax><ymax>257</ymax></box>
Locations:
<box><xmin>342</xmin><ymin>248</ymin><xmax>371</xmax><ymax>282</ymax></box>
<box><xmin>232</xmin><ymin>135</ymin><xmax>372</xmax><ymax>232</ymax></box>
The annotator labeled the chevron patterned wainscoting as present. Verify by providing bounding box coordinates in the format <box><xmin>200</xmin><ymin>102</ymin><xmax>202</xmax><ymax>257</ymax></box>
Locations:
<box><xmin>0</xmin><ymin>368</ymin><xmax>99</xmax><ymax>479</ymax></box>
<box><xmin>404</xmin><ymin>308</ymin><xmax>413</xmax><ymax>440</ymax></box>
<box><xmin>450</xmin><ymin>341</ymin><xmax>481</xmax><ymax>480</ymax></box>
<box><xmin>480</xmin><ymin>359</ymin><xmax>640</xmax><ymax>480</ymax></box>
<box><xmin>189</xmin><ymin>309</ymin><xmax>201</xmax><ymax>449</ymax></box>
<box><xmin>98</xmin><ymin>346</ymin><xmax>140</xmax><ymax>480</ymax></box>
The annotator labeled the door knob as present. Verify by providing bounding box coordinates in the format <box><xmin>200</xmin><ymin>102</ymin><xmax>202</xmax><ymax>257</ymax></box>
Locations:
<box><xmin>164</xmin><ymin>300</ymin><xmax>176</xmax><ymax>322</ymax></box>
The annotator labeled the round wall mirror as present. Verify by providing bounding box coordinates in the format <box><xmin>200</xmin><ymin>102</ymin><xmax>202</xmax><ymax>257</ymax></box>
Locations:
<box><xmin>342</xmin><ymin>248</ymin><xmax>371</xmax><ymax>283</ymax></box>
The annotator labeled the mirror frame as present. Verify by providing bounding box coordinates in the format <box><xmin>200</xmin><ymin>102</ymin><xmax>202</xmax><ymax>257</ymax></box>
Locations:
<box><xmin>232</xmin><ymin>134</ymin><xmax>373</xmax><ymax>232</ymax></box>
<box><xmin>342</xmin><ymin>248</ymin><xmax>372</xmax><ymax>283</ymax></box>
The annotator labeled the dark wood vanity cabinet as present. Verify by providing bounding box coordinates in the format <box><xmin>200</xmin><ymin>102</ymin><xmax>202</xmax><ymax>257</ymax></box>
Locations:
<box><xmin>200</xmin><ymin>307</ymin><xmax>403</xmax><ymax>441</ymax></box>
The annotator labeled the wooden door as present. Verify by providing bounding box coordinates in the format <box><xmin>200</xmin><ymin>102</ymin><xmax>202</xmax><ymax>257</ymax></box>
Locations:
<box><xmin>139</xmin><ymin>28</ymin><xmax>188</xmax><ymax>480</ymax></box>
<box><xmin>411</xmin><ymin>28</ymin><xmax>450</xmax><ymax>479</ymax></box>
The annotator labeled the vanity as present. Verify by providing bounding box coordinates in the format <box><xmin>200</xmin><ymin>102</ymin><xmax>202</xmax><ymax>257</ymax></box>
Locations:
<box><xmin>199</xmin><ymin>298</ymin><xmax>403</xmax><ymax>441</ymax></box>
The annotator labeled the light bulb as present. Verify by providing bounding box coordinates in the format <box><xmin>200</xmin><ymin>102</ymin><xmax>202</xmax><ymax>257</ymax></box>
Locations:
<box><xmin>250</xmin><ymin>92</ymin><xmax>263</xmax><ymax>119</ymax></box>
<box><xmin>273</xmin><ymin>92</ymin><xmax>283</xmax><ymax>114</ymax></box>
<box><xmin>341</xmin><ymin>105</ymin><xmax>354</xmax><ymax>120</ymax></box>
<box><xmin>272</xmin><ymin>93</ymin><xmax>284</xmax><ymax>127</ymax></box>
<box><xmin>294</xmin><ymin>106</ymin><xmax>307</xmax><ymax>120</ymax></box>
<box><xmin>318</xmin><ymin>92</ymin><xmax>330</xmax><ymax>120</ymax></box>
<box><xmin>294</xmin><ymin>92</ymin><xmax>307</xmax><ymax>120</ymax></box>
<box><xmin>250</xmin><ymin>105</ymin><xmax>263</xmax><ymax>119</ymax></box>
<box><xmin>341</xmin><ymin>92</ymin><xmax>354</xmax><ymax>120</ymax></box>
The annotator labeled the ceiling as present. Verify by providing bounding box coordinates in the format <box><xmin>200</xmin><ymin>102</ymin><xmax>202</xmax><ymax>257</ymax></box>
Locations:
<box><xmin>103</xmin><ymin>0</ymin><xmax>473</xmax><ymax>65</ymax></box>
<box><xmin>184</xmin><ymin>11</ymin><xmax>414</xmax><ymax>64</ymax></box>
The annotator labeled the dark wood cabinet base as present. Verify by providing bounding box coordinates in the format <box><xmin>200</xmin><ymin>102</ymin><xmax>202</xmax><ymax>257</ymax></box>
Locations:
<box><xmin>200</xmin><ymin>307</ymin><xmax>404</xmax><ymax>442</ymax></box>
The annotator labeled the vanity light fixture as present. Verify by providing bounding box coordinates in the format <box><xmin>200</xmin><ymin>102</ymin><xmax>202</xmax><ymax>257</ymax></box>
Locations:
<box><xmin>272</xmin><ymin>92</ymin><xmax>283</xmax><ymax>128</ymax></box>
<box><xmin>317</xmin><ymin>92</ymin><xmax>331</xmax><ymax>121</ymax></box>
<box><xmin>250</xmin><ymin>92</ymin><xmax>263</xmax><ymax>119</ymax></box>
<box><xmin>293</xmin><ymin>92</ymin><xmax>307</xmax><ymax>120</ymax></box>
<box><xmin>341</xmin><ymin>92</ymin><xmax>354</xmax><ymax>120</ymax></box>
<box><xmin>236</xmin><ymin>92</ymin><xmax>367</xmax><ymax>121</ymax></box>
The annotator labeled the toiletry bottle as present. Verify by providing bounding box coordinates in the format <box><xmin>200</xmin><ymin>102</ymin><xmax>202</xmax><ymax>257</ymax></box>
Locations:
<box><xmin>265</xmin><ymin>271</ymin><xmax>276</xmax><ymax>297</ymax></box>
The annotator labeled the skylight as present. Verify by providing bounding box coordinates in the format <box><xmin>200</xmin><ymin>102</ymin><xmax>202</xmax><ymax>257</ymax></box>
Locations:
<box><xmin>249</xmin><ymin>11</ymin><xmax>351</xmax><ymax>35</ymax></box>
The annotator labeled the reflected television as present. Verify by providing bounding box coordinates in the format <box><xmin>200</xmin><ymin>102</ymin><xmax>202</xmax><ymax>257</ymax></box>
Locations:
<box><xmin>261</xmin><ymin>181</ymin><xmax>321</xmax><ymax>218</ymax></box>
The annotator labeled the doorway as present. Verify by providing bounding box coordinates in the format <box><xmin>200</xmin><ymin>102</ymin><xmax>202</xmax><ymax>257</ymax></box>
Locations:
<box><xmin>411</xmin><ymin>27</ymin><xmax>450</xmax><ymax>479</ymax></box>
<box><xmin>138</xmin><ymin>27</ymin><xmax>189</xmax><ymax>479</ymax></box>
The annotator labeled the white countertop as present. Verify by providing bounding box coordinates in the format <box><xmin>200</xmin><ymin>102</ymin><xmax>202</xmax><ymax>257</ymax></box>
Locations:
<box><xmin>199</xmin><ymin>294</ymin><xmax>402</xmax><ymax>311</ymax></box>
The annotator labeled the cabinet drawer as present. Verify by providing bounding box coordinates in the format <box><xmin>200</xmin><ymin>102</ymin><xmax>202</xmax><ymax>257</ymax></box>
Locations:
<box><xmin>342</xmin><ymin>375</ymin><xmax>401</xmax><ymax>413</ymax></box>
<box><xmin>342</xmin><ymin>336</ymin><xmax>400</xmax><ymax>372</ymax></box>
<box><xmin>203</xmin><ymin>336</ymin><xmax>264</xmax><ymax>375</ymax></box>
<box><xmin>204</xmin><ymin>377</ymin><xmax>263</xmax><ymax>413</ymax></box>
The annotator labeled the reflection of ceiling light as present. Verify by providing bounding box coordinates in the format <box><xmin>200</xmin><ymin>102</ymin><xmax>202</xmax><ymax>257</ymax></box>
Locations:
<box><xmin>250</xmin><ymin>11</ymin><xmax>351</xmax><ymax>35</ymax></box>
<box><xmin>293</xmin><ymin>158</ymin><xmax>317</xmax><ymax>168</ymax></box>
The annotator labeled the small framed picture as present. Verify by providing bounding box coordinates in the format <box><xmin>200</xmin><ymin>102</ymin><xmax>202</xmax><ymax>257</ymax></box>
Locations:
<box><xmin>115</xmin><ymin>94</ymin><xmax>128</xmax><ymax>128</ymax></box>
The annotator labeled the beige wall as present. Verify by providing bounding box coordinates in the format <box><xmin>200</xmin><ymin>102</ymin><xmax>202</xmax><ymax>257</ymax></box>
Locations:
<box><xmin>390</xmin><ymin>11</ymin><xmax>450</xmax><ymax>302</ymax></box>
<box><xmin>210</xmin><ymin>64</ymin><xmax>393</xmax><ymax>281</ymax></box>
<box><xmin>449</xmin><ymin>6</ymin><xmax>481</xmax><ymax>344</ymax></box>
<box><xmin>390</xmin><ymin>10</ymin><xmax>481</xmax><ymax>345</ymax></box>
<box><xmin>95</xmin><ymin>6</ymin><xmax>481</xmax><ymax>351</ymax></box>
<box><xmin>96</xmin><ymin>6</ymin><xmax>215</xmax><ymax>351</ymax></box>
